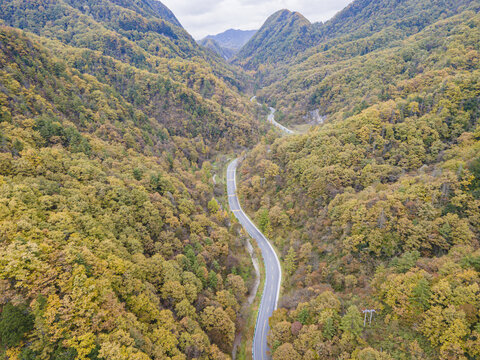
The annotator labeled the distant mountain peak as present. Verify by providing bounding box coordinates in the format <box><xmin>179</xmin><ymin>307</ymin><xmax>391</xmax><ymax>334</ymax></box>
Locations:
<box><xmin>199</xmin><ymin>28</ymin><xmax>257</xmax><ymax>60</ymax></box>
<box><xmin>273</xmin><ymin>8</ymin><xmax>309</xmax><ymax>19</ymax></box>
<box><xmin>234</xmin><ymin>8</ymin><xmax>316</xmax><ymax>69</ymax></box>
<box><xmin>202</xmin><ymin>29</ymin><xmax>257</xmax><ymax>50</ymax></box>
<box><xmin>210</xmin><ymin>28</ymin><xmax>256</xmax><ymax>36</ymax></box>
<box><xmin>267</xmin><ymin>9</ymin><xmax>311</xmax><ymax>24</ymax></box>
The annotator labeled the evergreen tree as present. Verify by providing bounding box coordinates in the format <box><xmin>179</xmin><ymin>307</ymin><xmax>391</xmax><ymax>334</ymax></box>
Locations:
<box><xmin>340</xmin><ymin>305</ymin><xmax>363</xmax><ymax>338</ymax></box>
<box><xmin>285</xmin><ymin>247</ymin><xmax>297</xmax><ymax>276</ymax></box>
<box><xmin>0</xmin><ymin>303</ymin><xmax>34</xmax><ymax>349</ymax></box>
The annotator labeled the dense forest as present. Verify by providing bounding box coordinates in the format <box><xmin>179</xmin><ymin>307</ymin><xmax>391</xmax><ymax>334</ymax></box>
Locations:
<box><xmin>0</xmin><ymin>0</ymin><xmax>264</xmax><ymax>359</ymax></box>
<box><xmin>1</xmin><ymin>0</ymin><xmax>480</xmax><ymax>359</ymax></box>
<box><xmin>249</xmin><ymin>0</ymin><xmax>479</xmax><ymax>123</ymax></box>
<box><xmin>0</xmin><ymin>0</ymin><xmax>260</xmax><ymax>147</ymax></box>
<box><xmin>234</xmin><ymin>10</ymin><xmax>316</xmax><ymax>71</ymax></box>
<box><xmin>237</xmin><ymin>3</ymin><xmax>480</xmax><ymax>360</ymax></box>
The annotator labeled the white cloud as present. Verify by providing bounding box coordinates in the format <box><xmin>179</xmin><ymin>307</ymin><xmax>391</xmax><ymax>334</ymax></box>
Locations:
<box><xmin>161</xmin><ymin>0</ymin><xmax>353</xmax><ymax>39</ymax></box>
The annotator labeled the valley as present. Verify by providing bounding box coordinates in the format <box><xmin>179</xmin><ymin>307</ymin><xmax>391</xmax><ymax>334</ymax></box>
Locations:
<box><xmin>0</xmin><ymin>0</ymin><xmax>479</xmax><ymax>360</ymax></box>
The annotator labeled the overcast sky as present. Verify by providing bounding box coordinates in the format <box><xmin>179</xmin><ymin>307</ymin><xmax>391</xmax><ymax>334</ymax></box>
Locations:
<box><xmin>161</xmin><ymin>0</ymin><xmax>354</xmax><ymax>39</ymax></box>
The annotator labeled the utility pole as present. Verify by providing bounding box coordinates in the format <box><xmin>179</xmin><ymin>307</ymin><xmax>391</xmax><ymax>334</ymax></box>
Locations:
<box><xmin>363</xmin><ymin>309</ymin><xmax>376</xmax><ymax>326</ymax></box>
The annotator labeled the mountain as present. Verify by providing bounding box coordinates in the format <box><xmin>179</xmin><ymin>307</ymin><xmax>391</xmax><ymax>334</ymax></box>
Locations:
<box><xmin>0</xmin><ymin>0</ymin><xmax>262</xmax><ymax>359</ymax></box>
<box><xmin>0</xmin><ymin>0</ymin><xmax>258</xmax><ymax>143</ymax></box>
<box><xmin>141</xmin><ymin>0</ymin><xmax>184</xmax><ymax>27</ymax></box>
<box><xmin>234</xmin><ymin>9</ymin><xmax>318</xmax><ymax>69</ymax></box>
<box><xmin>199</xmin><ymin>29</ymin><xmax>256</xmax><ymax>60</ymax></box>
<box><xmin>198</xmin><ymin>38</ymin><xmax>236</xmax><ymax>60</ymax></box>
<box><xmin>252</xmin><ymin>0</ymin><xmax>479</xmax><ymax>123</ymax></box>
<box><xmin>237</xmin><ymin>1</ymin><xmax>480</xmax><ymax>359</ymax></box>
<box><xmin>315</xmin><ymin>0</ymin><xmax>475</xmax><ymax>41</ymax></box>
<box><xmin>2</xmin><ymin>0</ymin><xmax>480</xmax><ymax>359</ymax></box>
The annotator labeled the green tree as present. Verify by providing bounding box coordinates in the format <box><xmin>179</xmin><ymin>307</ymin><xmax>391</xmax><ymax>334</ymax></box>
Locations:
<box><xmin>297</xmin><ymin>307</ymin><xmax>310</xmax><ymax>325</ymax></box>
<box><xmin>208</xmin><ymin>197</ymin><xmax>220</xmax><ymax>214</ymax></box>
<box><xmin>208</xmin><ymin>270</ymin><xmax>218</xmax><ymax>290</ymax></box>
<box><xmin>285</xmin><ymin>247</ymin><xmax>297</xmax><ymax>276</ymax></box>
<box><xmin>469</xmin><ymin>156</ymin><xmax>480</xmax><ymax>198</ymax></box>
<box><xmin>323</xmin><ymin>316</ymin><xmax>336</xmax><ymax>339</ymax></box>
<box><xmin>0</xmin><ymin>303</ymin><xmax>34</xmax><ymax>348</ymax></box>
<box><xmin>340</xmin><ymin>305</ymin><xmax>363</xmax><ymax>338</ymax></box>
<box><xmin>132</xmin><ymin>168</ymin><xmax>143</xmax><ymax>181</ymax></box>
<box><xmin>410</xmin><ymin>278</ymin><xmax>431</xmax><ymax>313</ymax></box>
<box><xmin>257</xmin><ymin>208</ymin><xmax>272</xmax><ymax>234</ymax></box>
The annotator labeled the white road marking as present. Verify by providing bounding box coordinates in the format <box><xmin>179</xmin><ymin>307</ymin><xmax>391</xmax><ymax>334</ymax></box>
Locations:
<box><xmin>227</xmin><ymin>158</ymin><xmax>282</xmax><ymax>360</ymax></box>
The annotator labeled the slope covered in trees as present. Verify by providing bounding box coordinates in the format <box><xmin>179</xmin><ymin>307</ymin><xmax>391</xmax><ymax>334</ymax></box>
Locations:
<box><xmin>247</xmin><ymin>0</ymin><xmax>478</xmax><ymax>121</ymax></box>
<box><xmin>234</xmin><ymin>9</ymin><xmax>317</xmax><ymax>70</ymax></box>
<box><xmin>238</xmin><ymin>6</ymin><xmax>480</xmax><ymax>360</ymax></box>
<box><xmin>0</xmin><ymin>0</ymin><xmax>264</xmax><ymax>359</ymax></box>
<box><xmin>198</xmin><ymin>38</ymin><xmax>236</xmax><ymax>61</ymax></box>
<box><xmin>0</xmin><ymin>0</ymin><xmax>258</xmax><ymax>144</ymax></box>
<box><xmin>315</xmin><ymin>0</ymin><xmax>474</xmax><ymax>42</ymax></box>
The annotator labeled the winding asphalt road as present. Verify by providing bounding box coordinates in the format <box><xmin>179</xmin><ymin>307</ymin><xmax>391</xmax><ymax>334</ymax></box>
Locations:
<box><xmin>251</xmin><ymin>96</ymin><xmax>295</xmax><ymax>135</ymax></box>
<box><xmin>227</xmin><ymin>159</ymin><xmax>282</xmax><ymax>360</ymax></box>
<box><xmin>267</xmin><ymin>107</ymin><xmax>294</xmax><ymax>134</ymax></box>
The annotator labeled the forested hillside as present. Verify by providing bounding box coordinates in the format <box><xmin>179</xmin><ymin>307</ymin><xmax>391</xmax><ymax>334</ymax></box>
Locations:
<box><xmin>234</xmin><ymin>10</ymin><xmax>316</xmax><ymax>70</ymax></box>
<box><xmin>198</xmin><ymin>38</ymin><xmax>235</xmax><ymax>61</ymax></box>
<box><xmin>0</xmin><ymin>0</ymin><xmax>262</xmax><ymax>359</ymax></box>
<box><xmin>2</xmin><ymin>0</ymin><xmax>480</xmax><ymax>359</ymax></box>
<box><xmin>248</xmin><ymin>0</ymin><xmax>478</xmax><ymax>121</ymax></box>
<box><xmin>238</xmin><ymin>4</ymin><xmax>480</xmax><ymax>360</ymax></box>
<box><xmin>0</xmin><ymin>0</ymin><xmax>259</xmax><ymax>146</ymax></box>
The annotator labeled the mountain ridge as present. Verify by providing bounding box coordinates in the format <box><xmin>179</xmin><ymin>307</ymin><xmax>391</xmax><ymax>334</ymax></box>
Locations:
<box><xmin>247</xmin><ymin>0</ymin><xmax>479</xmax><ymax>122</ymax></box>
<box><xmin>234</xmin><ymin>9</ymin><xmax>316</xmax><ymax>69</ymax></box>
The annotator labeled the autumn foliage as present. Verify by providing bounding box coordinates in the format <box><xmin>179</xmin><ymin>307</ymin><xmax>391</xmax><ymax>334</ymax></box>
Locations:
<box><xmin>238</xmin><ymin>7</ymin><xmax>480</xmax><ymax>360</ymax></box>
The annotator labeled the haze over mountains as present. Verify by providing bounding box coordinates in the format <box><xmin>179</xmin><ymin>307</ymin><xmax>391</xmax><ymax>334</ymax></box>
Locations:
<box><xmin>199</xmin><ymin>29</ymin><xmax>257</xmax><ymax>60</ymax></box>
<box><xmin>0</xmin><ymin>0</ymin><xmax>479</xmax><ymax>359</ymax></box>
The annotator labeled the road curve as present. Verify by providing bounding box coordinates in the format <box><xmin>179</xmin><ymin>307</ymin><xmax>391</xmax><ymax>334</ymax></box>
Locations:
<box><xmin>250</xmin><ymin>96</ymin><xmax>294</xmax><ymax>135</ymax></box>
<box><xmin>267</xmin><ymin>107</ymin><xmax>294</xmax><ymax>135</ymax></box>
<box><xmin>227</xmin><ymin>159</ymin><xmax>282</xmax><ymax>360</ymax></box>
